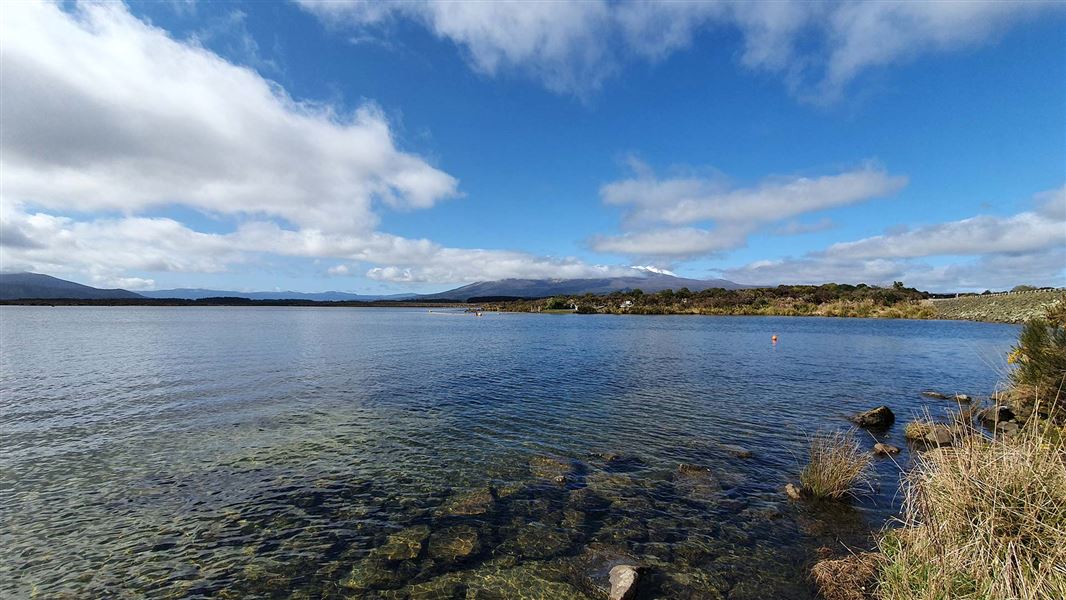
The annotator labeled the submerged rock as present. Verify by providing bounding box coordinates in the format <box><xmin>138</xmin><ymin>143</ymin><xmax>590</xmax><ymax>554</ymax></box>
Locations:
<box><xmin>784</xmin><ymin>483</ymin><xmax>805</xmax><ymax>500</ymax></box>
<box><xmin>608</xmin><ymin>564</ymin><xmax>641</xmax><ymax>600</ymax></box>
<box><xmin>677</xmin><ymin>463</ymin><xmax>712</xmax><ymax>476</ymax></box>
<box><xmin>921</xmin><ymin>391</ymin><xmax>949</xmax><ymax>400</ymax></box>
<box><xmin>872</xmin><ymin>443</ymin><xmax>900</xmax><ymax>456</ymax></box>
<box><xmin>852</xmin><ymin>405</ymin><xmax>895</xmax><ymax>428</ymax></box>
<box><xmin>530</xmin><ymin>455</ymin><xmax>577</xmax><ymax>481</ymax></box>
<box><xmin>372</xmin><ymin>525</ymin><xmax>430</xmax><ymax>561</ymax></box>
<box><xmin>720</xmin><ymin>444</ymin><xmax>753</xmax><ymax>458</ymax></box>
<box><xmin>499</xmin><ymin>523</ymin><xmax>574</xmax><ymax>559</ymax></box>
<box><xmin>427</xmin><ymin>525</ymin><xmax>481</xmax><ymax>562</ymax></box>
<box><xmin>675</xmin><ymin>464</ymin><xmax>721</xmax><ymax>498</ymax></box>
<box><xmin>439</xmin><ymin>487</ymin><xmax>495</xmax><ymax>516</ymax></box>
<box><xmin>342</xmin><ymin>558</ymin><xmax>409</xmax><ymax>591</ymax></box>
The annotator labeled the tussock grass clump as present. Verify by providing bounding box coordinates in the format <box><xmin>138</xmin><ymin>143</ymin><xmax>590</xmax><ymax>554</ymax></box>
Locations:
<box><xmin>799</xmin><ymin>431</ymin><xmax>871</xmax><ymax>500</ymax></box>
<box><xmin>811</xmin><ymin>552</ymin><xmax>882</xmax><ymax>600</ymax></box>
<box><xmin>878</xmin><ymin>418</ymin><xmax>1066</xmax><ymax>599</ymax></box>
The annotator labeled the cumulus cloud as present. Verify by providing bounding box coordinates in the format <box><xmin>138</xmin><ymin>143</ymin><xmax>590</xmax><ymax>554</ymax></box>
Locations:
<box><xmin>591</xmin><ymin>161</ymin><xmax>905</xmax><ymax>258</ymax></box>
<box><xmin>2</xmin><ymin>1</ymin><xmax>458</xmax><ymax>234</ymax></box>
<box><xmin>296</xmin><ymin>0</ymin><xmax>1057</xmax><ymax>100</ymax></box>
<box><xmin>0</xmin><ymin>1</ymin><xmax>631</xmax><ymax>287</ymax></box>
<box><xmin>0</xmin><ymin>204</ymin><xmax>630</xmax><ymax>287</ymax></box>
<box><xmin>722</xmin><ymin>185</ymin><xmax>1066</xmax><ymax>290</ymax></box>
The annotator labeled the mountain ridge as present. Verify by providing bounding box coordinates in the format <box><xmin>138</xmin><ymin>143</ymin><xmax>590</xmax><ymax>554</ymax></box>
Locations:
<box><xmin>1</xmin><ymin>272</ymin><xmax>750</xmax><ymax>302</ymax></box>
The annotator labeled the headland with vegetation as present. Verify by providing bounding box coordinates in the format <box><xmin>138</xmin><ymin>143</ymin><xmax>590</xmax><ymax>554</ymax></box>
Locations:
<box><xmin>480</xmin><ymin>283</ymin><xmax>1064</xmax><ymax>324</ymax></box>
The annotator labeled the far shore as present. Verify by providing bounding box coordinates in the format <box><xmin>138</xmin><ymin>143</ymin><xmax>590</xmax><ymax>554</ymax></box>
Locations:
<box><xmin>4</xmin><ymin>290</ymin><xmax>1063</xmax><ymax>324</ymax></box>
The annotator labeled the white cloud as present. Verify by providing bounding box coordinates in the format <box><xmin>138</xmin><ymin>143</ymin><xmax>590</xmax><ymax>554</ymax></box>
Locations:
<box><xmin>722</xmin><ymin>185</ymin><xmax>1066</xmax><ymax>290</ymax></box>
<box><xmin>0</xmin><ymin>1</ymin><xmax>635</xmax><ymax>287</ymax></box>
<box><xmin>591</xmin><ymin>162</ymin><xmax>904</xmax><ymax>258</ymax></box>
<box><xmin>2</xmin><ymin>1</ymin><xmax>458</xmax><ymax>235</ymax></box>
<box><xmin>591</xmin><ymin>226</ymin><xmax>750</xmax><ymax>258</ymax></box>
<box><xmin>601</xmin><ymin>162</ymin><xmax>905</xmax><ymax>227</ymax></box>
<box><xmin>775</xmin><ymin>217</ymin><xmax>835</xmax><ymax>236</ymax></box>
<box><xmin>824</xmin><ymin>186</ymin><xmax>1065</xmax><ymax>260</ymax></box>
<box><xmin>0</xmin><ymin>204</ymin><xmax>632</xmax><ymax>286</ymax></box>
<box><xmin>296</xmin><ymin>0</ymin><xmax>1058</xmax><ymax>100</ymax></box>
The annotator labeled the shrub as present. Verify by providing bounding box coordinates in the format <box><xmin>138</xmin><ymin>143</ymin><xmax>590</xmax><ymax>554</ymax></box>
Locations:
<box><xmin>1009</xmin><ymin>306</ymin><xmax>1066</xmax><ymax>421</ymax></box>
<box><xmin>799</xmin><ymin>430</ymin><xmax>872</xmax><ymax>500</ymax></box>
<box><xmin>877</xmin><ymin>418</ymin><xmax>1066</xmax><ymax>599</ymax></box>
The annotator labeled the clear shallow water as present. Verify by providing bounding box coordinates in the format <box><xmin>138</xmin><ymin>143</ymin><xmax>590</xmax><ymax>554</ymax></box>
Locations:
<box><xmin>0</xmin><ymin>307</ymin><xmax>1019</xmax><ymax>599</ymax></box>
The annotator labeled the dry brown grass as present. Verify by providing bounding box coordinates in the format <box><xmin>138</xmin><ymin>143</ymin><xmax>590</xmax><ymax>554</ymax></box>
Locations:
<box><xmin>799</xmin><ymin>430</ymin><xmax>872</xmax><ymax>500</ymax></box>
<box><xmin>811</xmin><ymin>552</ymin><xmax>882</xmax><ymax>600</ymax></box>
<box><xmin>878</xmin><ymin>415</ymin><xmax>1066</xmax><ymax>599</ymax></box>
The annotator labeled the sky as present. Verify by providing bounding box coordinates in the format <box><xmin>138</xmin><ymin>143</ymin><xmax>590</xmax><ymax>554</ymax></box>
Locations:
<box><xmin>2</xmin><ymin>0</ymin><xmax>1064</xmax><ymax>294</ymax></box>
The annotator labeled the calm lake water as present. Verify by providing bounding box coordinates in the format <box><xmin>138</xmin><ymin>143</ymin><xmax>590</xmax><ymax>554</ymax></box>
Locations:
<box><xmin>0</xmin><ymin>307</ymin><xmax>1019</xmax><ymax>599</ymax></box>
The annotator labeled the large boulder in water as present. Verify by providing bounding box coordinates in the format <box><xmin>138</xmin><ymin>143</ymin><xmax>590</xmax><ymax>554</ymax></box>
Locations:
<box><xmin>852</xmin><ymin>406</ymin><xmax>895</xmax><ymax>428</ymax></box>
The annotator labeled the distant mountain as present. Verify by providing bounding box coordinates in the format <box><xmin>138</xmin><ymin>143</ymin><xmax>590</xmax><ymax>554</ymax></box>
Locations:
<box><xmin>424</xmin><ymin>274</ymin><xmax>749</xmax><ymax>301</ymax></box>
<box><xmin>140</xmin><ymin>288</ymin><xmax>417</xmax><ymax>301</ymax></box>
<box><xmin>0</xmin><ymin>272</ymin><xmax>144</xmax><ymax>300</ymax></box>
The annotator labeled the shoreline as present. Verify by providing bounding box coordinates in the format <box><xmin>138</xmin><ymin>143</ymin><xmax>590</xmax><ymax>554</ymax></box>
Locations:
<box><xmin>1</xmin><ymin>298</ymin><xmax>1047</xmax><ymax>324</ymax></box>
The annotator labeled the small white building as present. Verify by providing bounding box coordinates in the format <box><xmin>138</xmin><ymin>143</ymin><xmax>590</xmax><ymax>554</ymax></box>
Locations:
<box><xmin>620</xmin><ymin>300</ymin><xmax>633</xmax><ymax>309</ymax></box>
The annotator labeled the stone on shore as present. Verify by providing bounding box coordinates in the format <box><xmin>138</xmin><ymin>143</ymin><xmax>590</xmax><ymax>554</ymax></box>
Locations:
<box><xmin>608</xmin><ymin>564</ymin><xmax>641</xmax><ymax>600</ymax></box>
<box><xmin>784</xmin><ymin>483</ymin><xmax>805</xmax><ymax>500</ymax></box>
<box><xmin>852</xmin><ymin>406</ymin><xmax>895</xmax><ymax>428</ymax></box>
<box><xmin>976</xmin><ymin>405</ymin><xmax>1014</xmax><ymax>424</ymax></box>
<box><xmin>954</xmin><ymin>394</ymin><xmax>972</xmax><ymax>403</ymax></box>
<box><xmin>904</xmin><ymin>421</ymin><xmax>953</xmax><ymax>446</ymax></box>
<box><xmin>872</xmin><ymin>443</ymin><xmax>900</xmax><ymax>456</ymax></box>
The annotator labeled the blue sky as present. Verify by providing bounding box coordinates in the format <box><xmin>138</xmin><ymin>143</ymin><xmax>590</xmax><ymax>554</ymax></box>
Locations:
<box><xmin>2</xmin><ymin>1</ymin><xmax>1064</xmax><ymax>293</ymax></box>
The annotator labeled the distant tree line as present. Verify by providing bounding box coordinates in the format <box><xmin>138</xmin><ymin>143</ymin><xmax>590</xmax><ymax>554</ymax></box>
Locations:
<box><xmin>485</xmin><ymin>283</ymin><xmax>937</xmax><ymax>319</ymax></box>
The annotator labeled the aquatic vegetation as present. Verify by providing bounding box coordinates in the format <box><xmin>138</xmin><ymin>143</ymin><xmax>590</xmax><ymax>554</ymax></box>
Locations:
<box><xmin>798</xmin><ymin>431</ymin><xmax>872</xmax><ymax>500</ymax></box>
<box><xmin>877</xmin><ymin>418</ymin><xmax>1066</xmax><ymax>600</ymax></box>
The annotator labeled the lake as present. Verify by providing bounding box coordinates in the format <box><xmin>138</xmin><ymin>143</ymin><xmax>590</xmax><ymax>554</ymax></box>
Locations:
<box><xmin>0</xmin><ymin>307</ymin><xmax>1019</xmax><ymax>598</ymax></box>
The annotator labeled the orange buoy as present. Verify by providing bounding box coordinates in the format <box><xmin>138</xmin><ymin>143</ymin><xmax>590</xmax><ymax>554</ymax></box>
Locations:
<box><xmin>771</xmin><ymin>335</ymin><xmax>778</xmax><ymax>343</ymax></box>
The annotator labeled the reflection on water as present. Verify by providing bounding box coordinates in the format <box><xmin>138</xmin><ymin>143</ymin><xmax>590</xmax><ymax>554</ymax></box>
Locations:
<box><xmin>0</xmin><ymin>307</ymin><xmax>1017</xmax><ymax>598</ymax></box>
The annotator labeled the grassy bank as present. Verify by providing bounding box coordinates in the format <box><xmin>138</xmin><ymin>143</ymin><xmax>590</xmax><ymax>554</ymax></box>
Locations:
<box><xmin>811</xmin><ymin>308</ymin><xmax>1066</xmax><ymax>599</ymax></box>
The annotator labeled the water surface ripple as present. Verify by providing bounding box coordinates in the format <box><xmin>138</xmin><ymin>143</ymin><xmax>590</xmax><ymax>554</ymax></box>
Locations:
<box><xmin>0</xmin><ymin>307</ymin><xmax>1018</xmax><ymax>598</ymax></box>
